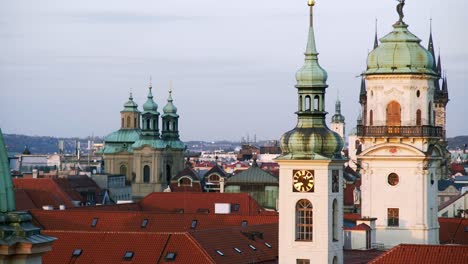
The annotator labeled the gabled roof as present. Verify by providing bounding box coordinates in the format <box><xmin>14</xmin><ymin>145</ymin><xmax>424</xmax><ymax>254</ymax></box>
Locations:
<box><xmin>369</xmin><ymin>244</ymin><xmax>468</xmax><ymax>264</ymax></box>
<box><xmin>204</xmin><ymin>164</ymin><xmax>228</xmax><ymax>179</ymax></box>
<box><xmin>344</xmin><ymin>223</ymin><xmax>371</xmax><ymax>231</ymax></box>
<box><xmin>227</xmin><ymin>164</ymin><xmax>278</xmax><ymax>185</ymax></box>
<box><xmin>172</xmin><ymin>167</ymin><xmax>200</xmax><ymax>182</ymax></box>
<box><xmin>439</xmin><ymin>192</ymin><xmax>468</xmax><ymax>211</ymax></box>
<box><xmin>438</xmin><ymin>179</ymin><xmax>465</xmax><ymax>192</ymax></box>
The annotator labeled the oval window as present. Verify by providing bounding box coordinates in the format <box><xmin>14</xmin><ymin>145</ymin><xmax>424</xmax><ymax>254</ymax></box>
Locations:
<box><xmin>388</xmin><ymin>173</ymin><xmax>399</xmax><ymax>186</ymax></box>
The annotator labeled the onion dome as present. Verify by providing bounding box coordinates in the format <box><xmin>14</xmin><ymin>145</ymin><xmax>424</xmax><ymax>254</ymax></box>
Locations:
<box><xmin>143</xmin><ymin>86</ymin><xmax>158</xmax><ymax>114</ymax></box>
<box><xmin>366</xmin><ymin>22</ymin><xmax>436</xmax><ymax>76</ymax></box>
<box><xmin>279</xmin><ymin>1</ymin><xmax>343</xmax><ymax>160</ymax></box>
<box><xmin>122</xmin><ymin>93</ymin><xmax>139</xmax><ymax>112</ymax></box>
<box><xmin>163</xmin><ymin>90</ymin><xmax>178</xmax><ymax>116</ymax></box>
<box><xmin>331</xmin><ymin>99</ymin><xmax>345</xmax><ymax>123</ymax></box>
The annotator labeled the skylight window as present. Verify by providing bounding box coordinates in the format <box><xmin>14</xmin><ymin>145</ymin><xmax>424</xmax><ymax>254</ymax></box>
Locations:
<box><xmin>165</xmin><ymin>252</ymin><xmax>177</xmax><ymax>261</ymax></box>
<box><xmin>249</xmin><ymin>244</ymin><xmax>257</xmax><ymax>250</ymax></box>
<box><xmin>264</xmin><ymin>242</ymin><xmax>272</xmax><ymax>248</ymax></box>
<box><xmin>191</xmin><ymin>220</ymin><xmax>198</xmax><ymax>229</ymax></box>
<box><xmin>241</xmin><ymin>220</ymin><xmax>248</xmax><ymax>227</ymax></box>
<box><xmin>141</xmin><ymin>219</ymin><xmax>148</xmax><ymax>228</ymax></box>
<box><xmin>216</xmin><ymin>250</ymin><xmax>224</xmax><ymax>256</ymax></box>
<box><xmin>232</xmin><ymin>203</ymin><xmax>240</xmax><ymax>212</ymax></box>
<box><xmin>123</xmin><ymin>251</ymin><xmax>134</xmax><ymax>260</ymax></box>
<box><xmin>72</xmin><ymin>249</ymin><xmax>82</xmax><ymax>257</ymax></box>
<box><xmin>234</xmin><ymin>248</ymin><xmax>242</xmax><ymax>253</ymax></box>
<box><xmin>91</xmin><ymin>218</ymin><xmax>98</xmax><ymax>227</ymax></box>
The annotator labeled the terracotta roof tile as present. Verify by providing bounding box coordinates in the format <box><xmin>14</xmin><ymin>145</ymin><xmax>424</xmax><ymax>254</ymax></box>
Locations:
<box><xmin>13</xmin><ymin>178</ymin><xmax>80</xmax><ymax>207</ymax></box>
<box><xmin>369</xmin><ymin>244</ymin><xmax>468</xmax><ymax>264</ymax></box>
<box><xmin>439</xmin><ymin>217</ymin><xmax>468</xmax><ymax>244</ymax></box>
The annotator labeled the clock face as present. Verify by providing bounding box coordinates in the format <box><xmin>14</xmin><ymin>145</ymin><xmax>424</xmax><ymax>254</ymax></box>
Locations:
<box><xmin>293</xmin><ymin>170</ymin><xmax>314</xmax><ymax>192</ymax></box>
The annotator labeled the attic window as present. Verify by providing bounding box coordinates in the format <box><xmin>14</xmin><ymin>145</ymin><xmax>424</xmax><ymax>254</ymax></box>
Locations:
<box><xmin>191</xmin><ymin>220</ymin><xmax>198</xmax><ymax>229</ymax></box>
<box><xmin>249</xmin><ymin>244</ymin><xmax>257</xmax><ymax>250</ymax></box>
<box><xmin>123</xmin><ymin>251</ymin><xmax>134</xmax><ymax>260</ymax></box>
<box><xmin>91</xmin><ymin>218</ymin><xmax>98</xmax><ymax>227</ymax></box>
<box><xmin>232</xmin><ymin>203</ymin><xmax>240</xmax><ymax>212</ymax></box>
<box><xmin>234</xmin><ymin>248</ymin><xmax>242</xmax><ymax>253</ymax></box>
<box><xmin>241</xmin><ymin>220</ymin><xmax>248</xmax><ymax>227</ymax></box>
<box><xmin>264</xmin><ymin>242</ymin><xmax>272</xmax><ymax>248</ymax></box>
<box><xmin>141</xmin><ymin>219</ymin><xmax>148</xmax><ymax>228</ymax></box>
<box><xmin>165</xmin><ymin>252</ymin><xmax>177</xmax><ymax>261</ymax></box>
<box><xmin>72</xmin><ymin>249</ymin><xmax>83</xmax><ymax>257</ymax></box>
<box><xmin>216</xmin><ymin>250</ymin><xmax>224</xmax><ymax>256</ymax></box>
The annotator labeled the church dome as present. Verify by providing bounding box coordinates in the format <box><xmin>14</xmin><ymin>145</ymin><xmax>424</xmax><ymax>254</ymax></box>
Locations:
<box><xmin>122</xmin><ymin>93</ymin><xmax>139</xmax><ymax>112</ymax></box>
<box><xmin>280</xmin><ymin>126</ymin><xmax>343</xmax><ymax>160</ymax></box>
<box><xmin>366</xmin><ymin>22</ymin><xmax>436</xmax><ymax>75</ymax></box>
<box><xmin>163</xmin><ymin>91</ymin><xmax>177</xmax><ymax>115</ymax></box>
<box><xmin>143</xmin><ymin>87</ymin><xmax>158</xmax><ymax>113</ymax></box>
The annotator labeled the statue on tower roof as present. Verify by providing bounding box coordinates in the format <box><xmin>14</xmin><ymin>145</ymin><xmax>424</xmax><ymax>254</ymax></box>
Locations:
<box><xmin>396</xmin><ymin>0</ymin><xmax>405</xmax><ymax>23</ymax></box>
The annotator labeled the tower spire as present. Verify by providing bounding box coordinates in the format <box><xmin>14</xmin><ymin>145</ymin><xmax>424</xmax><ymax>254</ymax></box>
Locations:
<box><xmin>436</xmin><ymin>49</ymin><xmax>442</xmax><ymax>75</ymax></box>
<box><xmin>373</xmin><ymin>18</ymin><xmax>378</xmax><ymax>49</ymax></box>
<box><xmin>428</xmin><ymin>18</ymin><xmax>437</xmax><ymax>70</ymax></box>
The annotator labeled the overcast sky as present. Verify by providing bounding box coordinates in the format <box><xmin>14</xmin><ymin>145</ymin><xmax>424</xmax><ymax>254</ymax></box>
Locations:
<box><xmin>0</xmin><ymin>0</ymin><xmax>466</xmax><ymax>141</ymax></box>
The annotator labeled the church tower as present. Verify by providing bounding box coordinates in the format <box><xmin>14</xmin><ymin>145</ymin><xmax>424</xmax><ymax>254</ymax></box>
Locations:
<box><xmin>141</xmin><ymin>82</ymin><xmax>160</xmax><ymax>137</ymax></box>
<box><xmin>121</xmin><ymin>93</ymin><xmax>140</xmax><ymax>130</ymax></box>
<box><xmin>331</xmin><ymin>98</ymin><xmax>345</xmax><ymax>144</ymax></box>
<box><xmin>277</xmin><ymin>1</ymin><xmax>345</xmax><ymax>263</ymax></box>
<box><xmin>357</xmin><ymin>2</ymin><xmax>446</xmax><ymax>247</ymax></box>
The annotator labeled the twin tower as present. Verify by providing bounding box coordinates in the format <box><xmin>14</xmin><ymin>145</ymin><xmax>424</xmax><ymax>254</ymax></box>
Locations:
<box><xmin>278</xmin><ymin>1</ymin><xmax>447</xmax><ymax>263</ymax></box>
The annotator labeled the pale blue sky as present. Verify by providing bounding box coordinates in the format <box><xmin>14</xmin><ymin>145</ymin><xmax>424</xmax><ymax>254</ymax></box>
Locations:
<box><xmin>0</xmin><ymin>0</ymin><xmax>466</xmax><ymax>141</ymax></box>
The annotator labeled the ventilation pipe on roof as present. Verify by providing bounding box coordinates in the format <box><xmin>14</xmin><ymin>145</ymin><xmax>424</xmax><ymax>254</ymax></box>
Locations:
<box><xmin>59</xmin><ymin>204</ymin><xmax>66</xmax><ymax>210</ymax></box>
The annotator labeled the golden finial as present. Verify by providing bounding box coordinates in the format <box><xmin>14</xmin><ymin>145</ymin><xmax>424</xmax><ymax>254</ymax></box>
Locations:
<box><xmin>308</xmin><ymin>0</ymin><xmax>315</xmax><ymax>6</ymax></box>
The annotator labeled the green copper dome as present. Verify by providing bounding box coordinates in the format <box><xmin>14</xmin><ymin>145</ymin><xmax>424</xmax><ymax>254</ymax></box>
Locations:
<box><xmin>122</xmin><ymin>93</ymin><xmax>139</xmax><ymax>113</ymax></box>
<box><xmin>278</xmin><ymin>2</ymin><xmax>343</xmax><ymax>161</ymax></box>
<box><xmin>143</xmin><ymin>87</ymin><xmax>158</xmax><ymax>114</ymax></box>
<box><xmin>163</xmin><ymin>91</ymin><xmax>178</xmax><ymax>116</ymax></box>
<box><xmin>366</xmin><ymin>22</ymin><xmax>436</xmax><ymax>76</ymax></box>
<box><xmin>331</xmin><ymin>99</ymin><xmax>345</xmax><ymax>123</ymax></box>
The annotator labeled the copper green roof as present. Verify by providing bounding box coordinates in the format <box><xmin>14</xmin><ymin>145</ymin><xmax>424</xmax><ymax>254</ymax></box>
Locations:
<box><xmin>227</xmin><ymin>162</ymin><xmax>277</xmax><ymax>185</ymax></box>
<box><xmin>121</xmin><ymin>93</ymin><xmax>140</xmax><ymax>113</ymax></box>
<box><xmin>366</xmin><ymin>22</ymin><xmax>436</xmax><ymax>76</ymax></box>
<box><xmin>104</xmin><ymin>129</ymin><xmax>141</xmax><ymax>143</ymax></box>
<box><xmin>162</xmin><ymin>90</ymin><xmax>178</xmax><ymax>117</ymax></box>
<box><xmin>132</xmin><ymin>139</ymin><xmax>167</xmax><ymax>149</ymax></box>
<box><xmin>0</xmin><ymin>128</ymin><xmax>15</xmax><ymax>213</ymax></box>
<box><xmin>142</xmin><ymin>86</ymin><xmax>159</xmax><ymax>114</ymax></box>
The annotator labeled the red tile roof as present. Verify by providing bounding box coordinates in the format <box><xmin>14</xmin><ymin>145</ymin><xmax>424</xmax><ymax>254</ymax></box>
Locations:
<box><xmin>344</xmin><ymin>249</ymin><xmax>386</xmax><ymax>264</ymax></box>
<box><xmin>42</xmin><ymin>231</ymin><xmax>213</xmax><ymax>264</ymax></box>
<box><xmin>30</xmin><ymin>210</ymin><xmax>278</xmax><ymax>233</ymax></box>
<box><xmin>369</xmin><ymin>244</ymin><xmax>468</xmax><ymax>264</ymax></box>
<box><xmin>13</xmin><ymin>178</ymin><xmax>78</xmax><ymax>208</ymax></box>
<box><xmin>439</xmin><ymin>217</ymin><xmax>468</xmax><ymax>244</ymax></box>
<box><xmin>139</xmin><ymin>192</ymin><xmax>275</xmax><ymax>216</ymax></box>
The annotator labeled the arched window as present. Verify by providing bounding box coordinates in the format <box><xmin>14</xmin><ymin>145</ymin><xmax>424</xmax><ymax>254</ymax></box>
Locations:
<box><xmin>166</xmin><ymin>164</ymin><xmax>172</xmax><ymax>184</ymax></box>
<box><xmin>179</xmin><ymin>177</ymin><xmax>192</xmax><ymax>187</ymax></box>
<box><xmin>143</xmin><ymin>165</ymin><xmax>150</xmax><ymax>183</ymax></box>
<box><xmin>314</xmin><ymin>95</ymin><xmax>320</xmax><ymax>111</ymax></box>
<box><xmin>333</xmin><ymin>256</ymin><xmax>338</xmax><ymax>264</ymax></box>
<box><xmin>369</xmin><ymin>110</ymin><xmax>374</xmax><ymax>126</ymax></box>
<box><xmin>416</xmin><ymin>109</ymin><xmax>421</xmax><ymax>126</ymax></box>
<box><xmin>299</xmin><ymin>96</ymin><xmax>303</xmax><ymax>111</ymax></box>
<box><xmin>121</xmin><ymin>118</ymin><xmax>124</xmax><ymax>128</ymax></box>
<box><xmin>296</xmin><ymin>199</ymin><xmax>313</xmax><ymax>241</ymax></box>
<box><xmin>333</xmin><ymin>199</ymin><xmax>339</xmax><ymax>241</ymax></box>
<box><xmin>386</xmin><ymin>101</ymin><xmax>401</xmax><ymax>126</ymax></box>
<box><xmin>120</xmin><ymin>165</ymin><xmax>127</xmax><ymax>176</ymax></box>
<box><xmin>146</xmin><ymin>119</ymin><xmax>150</xmax><ymax>130</ymax></box>
<box><xmin>153</xmin><ymin>120</ymin><xmax>157</xmax><ymax>131</ymax></box>
<box><xmin>305</xmin><ymin>96</ymin><xmax>311</xmax><ymax>111</ymax></box>
<box><xmin>126</xmin><ymin>116</ymin><xmax>131</xmax><ymax>128</ymax></box>
<box><xmin>134</xmin><ymin>117</ymin><xmax>137</xmax><ymax>128</ymax></box>
<box><xmin>169</xmin><ymin>122</ymin><xmax>173</xmax><ymax>131</ymax></box>
<box><xmin>209</xmin><ymin>174</ymin><xmax>220</xmax><ymax>183</ymax></box>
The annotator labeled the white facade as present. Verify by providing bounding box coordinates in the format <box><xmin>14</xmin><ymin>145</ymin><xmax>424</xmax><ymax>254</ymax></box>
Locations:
<box><xmin>278</xmin><ymin>159</ymin><xmax>344</xmax><ymax>264</ymax></box>
<box><xmin>358</xmin><ymin>74</ymin><xmax>443</xmax><ymax>247</ymax></box>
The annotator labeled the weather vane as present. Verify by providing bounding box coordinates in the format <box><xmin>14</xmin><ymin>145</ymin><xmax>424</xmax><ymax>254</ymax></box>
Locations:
<box><xmin>396</xmin><ymin>0</ymin><xmax>405</xmax><ymax>23</ymax></box>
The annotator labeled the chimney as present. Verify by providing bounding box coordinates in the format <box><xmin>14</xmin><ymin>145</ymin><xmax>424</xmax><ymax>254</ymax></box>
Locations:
<box><xmin>32</xmin><ymin>169</ymin><xmax>38</xmax><ymax>179</ymax></box>
<box><xmin>219</xmin><ymin>177</ymin><xmax>225</xmax><ymax>193</ymax></box>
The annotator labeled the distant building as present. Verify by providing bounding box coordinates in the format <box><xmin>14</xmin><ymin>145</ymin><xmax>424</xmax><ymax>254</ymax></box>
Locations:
<box><xmin>99</xmin><ymin>85</ymin><xmax>186</xmax><ymax>199</ymax></box>
<box><xmin>91</xmin><ymin>174</ymin><xmax>132</xmax><ymax>203</ymax></box>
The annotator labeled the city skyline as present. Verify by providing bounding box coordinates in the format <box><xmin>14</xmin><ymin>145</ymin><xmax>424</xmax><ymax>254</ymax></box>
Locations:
<box><xmin>1</xmin><ymin>0</ymin><xmax>466</xmax><ymax>141</ymax></box>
